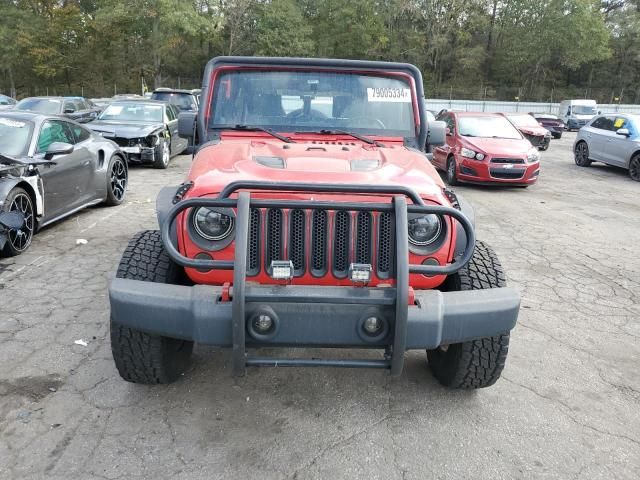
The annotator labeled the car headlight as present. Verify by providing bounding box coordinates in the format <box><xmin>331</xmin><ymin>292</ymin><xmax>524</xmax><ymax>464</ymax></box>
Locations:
<box><xmin>461</xmin><ymin>147</ymin><xmax>484</xmax><ymax>160</ymax></box>
<box><xmin>193</xmin><ymin>208</ymin><xmax>234</xmax><ymax>241</ymax></box>
<box><xmin>408</xmin><ymin>214</ymin><xmax>442</xmax><ymax>246</ymax></box>
<box><xmin>527</xmin><ymin>150</ymin><xmax>540</xmax><ymax>163</ymax></box>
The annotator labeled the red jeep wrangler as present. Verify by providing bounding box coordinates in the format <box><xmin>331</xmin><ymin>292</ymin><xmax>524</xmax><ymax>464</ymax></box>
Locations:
<box><xmin>109</xmin><ymin>57</ymin><xmax>520</xmax><ymax>389</ymax></box>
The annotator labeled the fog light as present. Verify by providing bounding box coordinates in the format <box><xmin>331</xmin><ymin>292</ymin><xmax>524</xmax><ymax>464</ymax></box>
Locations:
<box><xmin>253</xmin><ymin>314</ymin><xmax>273</xmax><ymax>333</ymax></box>
<box><xmin>270</xmin><ymin>260</ymin><xmax>294</xmax><ymax>280</ymax></box>
<box><xmin>349</xmin><ymin>263</ymin><xmax>372</xmax><ymax>283</ymax></box>
<box><xmin>363</xmin><ymin>316</ymin><xmax>382</xmax><ymax>335</ymax></box>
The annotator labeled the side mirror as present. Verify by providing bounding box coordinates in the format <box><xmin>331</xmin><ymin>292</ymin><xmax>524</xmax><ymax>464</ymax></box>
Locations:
<box><xmin>178</xmin><ymin>111</ymin><xmax>197</xmax><ymax>140</ymax></box>
<box><xmin>445</xmin><ymin>127</ymin><xmax>453</xmax><ymax>136</ymax></box>
<box><xmin>427</xmin><ymin>120</ymin><xmax>447</xmax><ymax>148</ymax></box>
<box><xmin>616</xmin><ymin>128</ymin><xmax>631</xmax><ymax>137</ymax></box>
<box><xmin>44</xmin><ymin>142</ymin><xmax>74</xmax><ymax>160</ymax></box>
<box><xmin>64</xmin><ymin>107</ymin><xmax>76</xmax><ymax>114</ymax></box>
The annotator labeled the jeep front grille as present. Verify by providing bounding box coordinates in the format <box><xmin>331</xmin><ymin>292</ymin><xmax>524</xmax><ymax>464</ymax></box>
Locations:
<box><xmin>248</xmin><ymin>209</ymin><xmax>394</xmax><ymax>279</ymax></box>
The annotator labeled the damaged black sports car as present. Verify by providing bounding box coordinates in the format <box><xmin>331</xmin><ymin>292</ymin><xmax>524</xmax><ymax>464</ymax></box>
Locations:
<box><xmin>0</xmin><ymin>112</ymin><xmax>128</xmax><ymax>256</ymax></box>
<box><xmin>88</xmin><ymin>100</ymin><xmax>187</xmax><ymax>168</ymax></box>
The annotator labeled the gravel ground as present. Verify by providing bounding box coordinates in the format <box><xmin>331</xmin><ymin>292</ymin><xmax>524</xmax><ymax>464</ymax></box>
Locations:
<box><xmin>1</xmin><ymin>132</ymin><xmax>638</xmax><ymax>480</ymax></box>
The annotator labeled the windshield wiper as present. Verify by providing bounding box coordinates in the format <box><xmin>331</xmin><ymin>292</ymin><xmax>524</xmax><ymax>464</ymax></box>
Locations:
<box><xmin>229</xmin><ymin>124</ymin><xmax>294</xmax><ymax>143</ymax></box>
<box><xmin>314</xmin><ymin>129</ymin><xmax>385</xmax><ymax>147</ymax></box>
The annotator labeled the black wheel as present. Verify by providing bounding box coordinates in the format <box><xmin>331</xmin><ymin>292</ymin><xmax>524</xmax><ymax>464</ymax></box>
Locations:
<box><xmin>552</xmin><ymin>132</ymin><xmax>562</xmax><ymax>139</ymax></box>
<box><xmin>110</xmin><ymin>230</ymin><xmax>193</xmax><ymax>384</ymax></box>
<box><xmin>446</xmin><ymin>156</ymin><xmax>459</xmax><ymax>185</ymax></box>
<box><xmin>629</xmin><ymin>154</ymin><xmax>640</xmax><ymax>182</ymax></box>
<box><xmin>574</xmin><ymin>141</ymin><xmax>592</xmax><ymax>167</ymax></box>
<box><xmin>152</xmin><ymin>136</ymin><xmax>170</xmax><ymax>169</ymax></box>
<box><xmin>1</xmin><ymin>187</ymin><xmax>35</xmax><ymax>257</ymax></box>
<box><xmin>427</xmin><ymin>241</ymin><xmax>510</xmax><ymax>389</ymax></box>
<box><xmin>539</xmin><ymin>141</ymin><xmax>549</xmax><ymax>151</ymax></box>
<box><xmin>104</xmin><ymin>155</ymin><xmax>128</xmax><ymax>206</ymax></box>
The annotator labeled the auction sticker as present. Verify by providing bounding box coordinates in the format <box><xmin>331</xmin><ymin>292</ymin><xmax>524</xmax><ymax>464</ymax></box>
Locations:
<box><xmin>367</xmin><ymin>87</ymin><xmax>411</xmax><ymax>103</ymax></box>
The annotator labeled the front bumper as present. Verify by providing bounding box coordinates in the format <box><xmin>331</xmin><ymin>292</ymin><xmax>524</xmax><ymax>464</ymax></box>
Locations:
<box><xmin>121</xmin><ymin>145</ymin><xmax>155</xmax><ymax>163</ymax></box>
<box><xmin>111</xmin><ymin>181</ymin><xmax>520</xmax><ymax>375</ymax></box>
<box><xmin>110</xmin><ymin>279</ymin><xmax>520</xmax><ymax>350</ymax></box>
<box><xmin>457</xmin><ymin>157</ymin><xmax>539</xmax><ymax>185</ymax></box>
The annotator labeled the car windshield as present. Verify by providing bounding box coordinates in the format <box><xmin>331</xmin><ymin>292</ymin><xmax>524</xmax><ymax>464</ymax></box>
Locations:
<box><xmin>152</xmin><ymin>92</ymin><xmax>195</xmax><ymax>111</ymax></box>
<box><xmin>0</xmin><ymin>117</ymin><xmax>34</xmax><ymax>157</ymax></box>
<box><xmin>0</xmin><ymin>96</ymin><xmax>15</xmax><ymax>106</ymax></box>
<box><xmin>209</xmin><ymin>70</ymin><xmax>417</xmax><ymax>137</ymax></box>
<box><xmin>458</xmin><ymin>116</ymin><xmax>522</xmax><ymax>139</ymax></box>
<box><xmin>99</xmin><ymin>103</ymin><xmax>163</xmax><ymax>122</ymax></box>
<box><xmin>507</xmin><ymin>114</ymin><xmax>540</xmax><ymax>128</ymax></box>
<box><xmin>15</xmin><ymin>98</ymin><xmax>61</xmax><ymax>115</ymax></box>
<box><xmin>573</xmin><ymin>106</ymin><xmax>597</xmax><ymax>115</ymax></box>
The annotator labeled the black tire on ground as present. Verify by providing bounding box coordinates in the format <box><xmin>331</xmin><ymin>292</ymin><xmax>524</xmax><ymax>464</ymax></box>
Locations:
<box><xmin>446</xmin><ymin>156</ymin><xmax>459</xmax><ymax>186</ymax></box>
<box><xmin>574</xmin><ymin>141</ymin><xmax>592</xmax><ymax>167</ymax></box>
<box><xmin>1</xmin><ymin>187</ymin><xmax>35</xmax><ymax>257</ymax></box>
<box><xmin>629</xmin><ymin>154</ymin><xmax>640</xmax><ymax>182</ymax></box>
<box><xmin>552</xmin><ymin>132</ymin><xmax>562</xmax><ymax>139</ymax></box>
<box><xmin>539</xmin><ymin>141</ymin><xmax>549</xmax><ymax>151</ymax></box>
<box><xmin>152</xmin><ymin>136</ymin><xmax>171</xmax><ymax>169</ymax></box>
<box><xmin>104</xmin><ymin>154</ymin><xmax>128</xmax><ymax>206</ymax></box>
<box><xmin>110</xmin><ymin>230</ymin><xmax>194</xmax><ymax>384</ymax></box>
<box><xmin>427</xmin><ymin>241</ymin><xmax>510</xmax><ymax>389</ymax></box>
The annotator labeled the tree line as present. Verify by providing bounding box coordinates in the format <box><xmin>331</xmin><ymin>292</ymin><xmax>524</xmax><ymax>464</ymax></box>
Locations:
<box><xmin>1</xmin><ymin>0</ymin><xmax>639</xmax><ymax>103</ymax></box>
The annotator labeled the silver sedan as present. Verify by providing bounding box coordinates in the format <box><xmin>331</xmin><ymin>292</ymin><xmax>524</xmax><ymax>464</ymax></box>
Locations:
<box><xmin>0</xmin><ymin>112</ymin><xmax>128</xmax><ymax>256</ymax></box>
<box><xmin>574</xmin><ymin>113</ymin><xmax>640</xmax><ymax>181</ymax></box>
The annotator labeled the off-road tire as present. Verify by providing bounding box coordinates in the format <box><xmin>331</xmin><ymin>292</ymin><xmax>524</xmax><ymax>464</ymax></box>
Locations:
<box><xmin>427</xmin><ymin>241</ymin><xmax>510</xmax><ymax>389</ymax></box>
<box><xmin>446</xmin><ymin>156</ymin><xmax>459</xmax><ymax>186</ymax></box>
<box><xmin>110</xmin><ymin>230</ymin><xmax>193</xmax><ymax>384</ymax></box>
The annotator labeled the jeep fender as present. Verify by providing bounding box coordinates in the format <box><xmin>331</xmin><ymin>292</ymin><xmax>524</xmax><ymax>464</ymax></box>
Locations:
<box><xmin>454</xmin><ymin>193</ymin><xmax>475</xmax><ymax>261</ymax></box>
<box><xmin>156</xmin><ymin>186</ymin><xmax>179</xmax><ymax>246</ymax></box>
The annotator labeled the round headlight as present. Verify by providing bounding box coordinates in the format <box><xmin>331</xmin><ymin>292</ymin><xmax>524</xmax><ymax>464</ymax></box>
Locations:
<box><xmin>408</xmin><ymin>214</ymin><xmax>442</xmax><ymax>246</ymax></box>
<box><xmin>193</xmin><ymin>208</ymin><xmax>234</xmax><ymax>241</ymax></box>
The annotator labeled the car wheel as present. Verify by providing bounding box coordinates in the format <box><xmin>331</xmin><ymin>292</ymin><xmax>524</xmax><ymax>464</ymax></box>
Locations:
<box><xmin>1</xmin><ymin>187</ymin><xmax>35</xmax><ymax>257</ymax></box>
<box><xmin>629</xmin><ymin>154</ymin><xmax>640</xmax><ymax>182</ymax></box>
<box><xmin>446</xmin><ymin>157</ymin><xmax>459</xmax><ymax>186</ymax></box>
<box><xmin>553</xmin><ymin>132</ymin><xmax>562</xmax><ymax>139</ymax></box>
<box><xmin>539</xmin><ymin>142</ymin><xmax>549</xmax><ymax>151</ymax></box>
<box><xmin>153</xmin><ymin>137</ymin><xmax>170</xmax><ymax>169</ymax></box>
<box><xmin>111</xmin><ymin>230</ymin><xmax>194</xmax><ymax>384</ymax></box>
<box><xmin>427</xmin><ymin>241</ymin><xmax>510</xmax><ymax>389</ymax></box>
<box><xmin>574</xmin><ymin>141</ymin><xmax>592</xmax><ymax>167</ymax></box>
<box><xmin>104</xmin><ymin>155</ymin><xmax>128</xmax><ymax>206</ymax></box>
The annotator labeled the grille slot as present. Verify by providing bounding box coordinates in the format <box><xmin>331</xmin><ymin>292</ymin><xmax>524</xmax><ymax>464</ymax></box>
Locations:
<box><xmin>491</xmin><ymin>157</ymin><xmax>524</xmax><ymax>164</ymax></box>
<box><xmin>355</xmin><ymin>212</ymin><xmax>372</xmax><ymax>264</ymax></box>
<box><xmin>247</xmin><ymin>208</ymin><xmax>261</xmax><ymax>275</ymax></box>
<box><xmin>490</xmin><ymin>168</ymin><xmax>525</xmax><ymax>180</ymax></box>
<box><xmin>289</xmin><ymin>209</ymin><xmax>305</xmax><ymax>275</ymax></box>
<box><xmin>265</xmin><ymin>209</ymin><xmax>283</xmax><ymax>271</ymax></box>
<box><xmin>311</xmin><ymin>210</ymin><xmax>328</xmax><ymax>275</ymax></box>
<box><xmin>333</xmin><ymin>211</ymin><xmax>351</xmax><ymax>277</ymax></box>
<box><xmin>377</xmin><ymin>212</ymin><xmax>393</xmax><ymax>278</ymax></box>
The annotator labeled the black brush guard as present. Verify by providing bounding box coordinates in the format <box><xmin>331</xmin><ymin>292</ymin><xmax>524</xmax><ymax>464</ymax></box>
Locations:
<box><xmin>110</xmin><ymin>181</ymin><xmax>520</xmax><ymax>376</ymax></box>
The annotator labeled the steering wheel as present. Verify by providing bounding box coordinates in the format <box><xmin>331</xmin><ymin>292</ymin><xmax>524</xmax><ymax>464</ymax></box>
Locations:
<box><xmin>348</xmin><ymin>116</ymin><xmax>386</xmax><ymax>129</ymax></box>
<box><xmin>286</xmin><ymin>109</ymin><xmax>327</xmax><ymax>121</ymax></box>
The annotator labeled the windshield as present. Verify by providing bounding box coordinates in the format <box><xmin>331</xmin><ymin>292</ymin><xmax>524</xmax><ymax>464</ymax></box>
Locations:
<box><xmin>152</xmin><ymin>92</ymin><xmax>195</xmax><ymax>111</ymax></box>
<box><xmin>209</xmin><ymin>70</ymin><xmax>416</xmax><ymax>137</ymax></box>
<box><xmin>458</xmin><ymin>116</ymin><xmax>522</xmax><ymax>139</ymax></box>
<box><xmin>98</xmin><ymin>103</ymin><xmax>163</xmax><ymax>122</ymax></box>
<box><xmin>16</xmin><ymin>98</ymin><xmax>61</xmax><ymax>115</ymax></box>
<box><xmin>573</xmin><ymin>106</ymin><xmax>597</xmax><ymax>115</ymax></box>
<box><xmin>506</xmin><ymin>114</ymin><xmax>540</xmax><ymax>128</ymax></box>
<box><xmin>0</xmin><ymin>96</ymin><xmax>15</xmax><ymax>106</ymax></box>
<box><xmin>0</xmin><ymin>117</ymin><xmax>33</xmax><ymax>157</ymax></box>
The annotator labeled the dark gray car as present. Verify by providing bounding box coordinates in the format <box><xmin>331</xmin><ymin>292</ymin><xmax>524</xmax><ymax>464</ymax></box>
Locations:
<box><xmin>14</xmin><ymin>96</ymin><xmax>101</xmax><ymax>123</ymax></box>
<box><xmin>0</xmin><ymin>112</ymin><xmax>128</xmax><ymax>256</ymax></box>
<box><xmin>88</xmin><ymin>100</ymin><xmax>187</xmax><ymax>169</ymax></box>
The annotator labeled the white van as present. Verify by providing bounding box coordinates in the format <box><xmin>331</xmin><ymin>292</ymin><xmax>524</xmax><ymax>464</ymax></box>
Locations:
<box><xmin>559</xmin><ymin>99</ymin><xmax>598</xmax><ymax>131</ymax></box>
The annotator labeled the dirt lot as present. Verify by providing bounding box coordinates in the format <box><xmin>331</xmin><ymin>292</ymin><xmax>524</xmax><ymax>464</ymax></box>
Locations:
<box><xmin>1</xmin><ymin>132</ymin><xmax>638</xmax><ymax>480</ymax></box>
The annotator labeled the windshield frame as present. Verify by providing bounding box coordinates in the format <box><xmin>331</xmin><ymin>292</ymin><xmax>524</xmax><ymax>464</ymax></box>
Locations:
<box><xmin>203</xmin><ymin>64</ymin><xmax>423</xmax><ymax>146</ymax></box>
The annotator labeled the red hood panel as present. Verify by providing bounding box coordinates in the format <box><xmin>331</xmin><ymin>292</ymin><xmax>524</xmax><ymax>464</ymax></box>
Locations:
<box><xmin>187</xmin><ymin>139</ymin><xmax>446</xmax><ymax>200</ymax></box>
<box><xmin>462</xmin><ymin>137</ymin><xmax>533</xmax><ymax>156</ymax></box>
